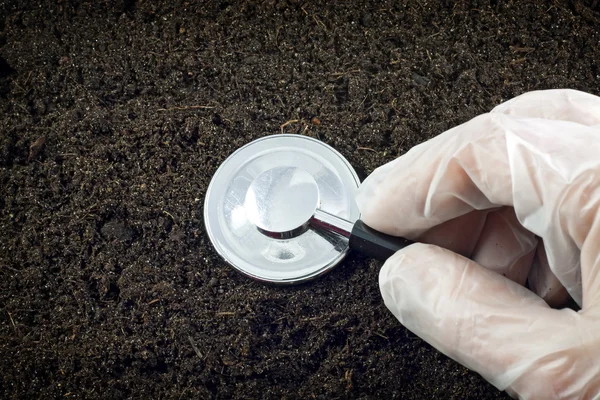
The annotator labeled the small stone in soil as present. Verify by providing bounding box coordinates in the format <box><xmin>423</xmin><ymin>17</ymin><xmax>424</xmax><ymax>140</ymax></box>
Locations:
<box><xmin>27</xmin><ymin>136</ymin><xmax>46</xmax><ymax>163</ymax></box>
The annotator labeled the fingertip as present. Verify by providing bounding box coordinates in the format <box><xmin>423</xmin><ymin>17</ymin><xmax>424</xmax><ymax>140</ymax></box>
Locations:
<box><xmin>379</xmin><ymin>242</ymin><xmax>452</xmax><ymax>300</ymax></box>
<box><xmin>356</xmin><ymin>157</ymin><xmax>406</xmax><ymax>235</ymax></box>
<box><xmin>380</xmin><ymin>242</ymin><xmax>440</xmax><ymax>272</ymax></box>
<box><xmin>378</xmin><ymin>243</ymin><xmax>437</xmax><ymax>326</ymax></box>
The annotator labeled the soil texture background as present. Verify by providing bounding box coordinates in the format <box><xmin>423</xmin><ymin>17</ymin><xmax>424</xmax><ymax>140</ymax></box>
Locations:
<box><xmin>1</xmin><ymin>0</ymin><xmax>599</xmax><ymax>398</ymax></box>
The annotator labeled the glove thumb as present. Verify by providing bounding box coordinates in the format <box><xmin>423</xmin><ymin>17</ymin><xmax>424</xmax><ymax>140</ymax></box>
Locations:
<box><xmin>380</xmin><ymin>243</ymin><xmax>600</xmax><ymax>399</ymax></box>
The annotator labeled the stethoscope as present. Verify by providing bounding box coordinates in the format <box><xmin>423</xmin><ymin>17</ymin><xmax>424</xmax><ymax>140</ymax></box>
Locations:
<box><xmin>204</xmin><ymin>134</ymin><xmax>411</xmax><ymax>284</ymax></box>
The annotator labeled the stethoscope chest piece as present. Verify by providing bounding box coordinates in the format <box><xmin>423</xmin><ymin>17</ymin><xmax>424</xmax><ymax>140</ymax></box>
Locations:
<box><xmin>204</xmin><ymin>134</ymin><xmax>360</xmax><ymax>284</ymax></box>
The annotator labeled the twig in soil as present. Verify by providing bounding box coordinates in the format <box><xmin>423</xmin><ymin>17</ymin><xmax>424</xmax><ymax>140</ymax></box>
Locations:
<box><xmin>280</xmin><ymin>119</ymin><xmax>299</xmax><ymax>134</ymax></box>
<box><xmin>356</xmin><ymin>95</ymin><xmax>368</xmax><ymax>112</ymax></box>
<box><xmin>7</xmin><ymin>311</ymin><xmax>17</xmax><ymax>333</ymax></box>
<box><xmin>276</xmin><ymin>95</ymin><xmax>285</xmax><ymax>108</ymax></box>
<box><xmin>312</xmin><ymin>15</ymin><xmax>326</xmax><ymax>29</ymax></box>
<box><xmin>215</xmin><ymin>312</ymin><xmax>235</xmax><ymax>316</ymax></box>
<box><xmin>74</xmin><ymin>201</ymin><xmax>100</xmax><ymax>223</ymax></box>
<box><xmin>12</xmin><ymin>81</ymin><xmax>27</xmax><ymax>94</ymax></box>
<box><xmin>1</xmin><ymin>264</ymin><xmax>19</xmax><ymax>272</ymax></box>
<box><xmin>510</xmin><ymin>46</ymin><xmax>535</xmax><ymax>54</ymax></box>
<box><xmin>147</xmin><ymin>298</ymin><xmax>161</xmax><ymax>305</ymax></box>
<box><xmin>23</xmin><ymin>71</ymin><xmax>33</xmax><ymax>86</ymax></box>
<box><xmin>300</xmin><ymin>5</ymin><xmax>326</xmax><ymax>29</ymax></box>
<box><xmin>344</xmin><ymin>369</ymin><xmax>353</xmax><ymax>393</ymax></box>
<box><xmin>188</xmin><ymin>336</ymin><xmax>204</xmax><ymax>359</ymax></box>
<box><xmin>342</xmin><ymin>338</ymin><xmax>350</xmax><ymax>354</ymax></box>
<box><xmin>163</xmin><ymin>210</ymin><xmax>176</xmax><ymax>223</ymax></box>
<box><xmin>14</xmin><ymin>103</ymin><xmax>28</xmax><ymax>113</ymax></box>
<box><xmin>275</xmin><ymin>26</ymin><xmax>283</xmax><ymax>45</ymax></box>
<box><xmin>157</xmin><ymin>105</ymin><xmax>216</xmax><ymax>111</ymax></box>
<box><xmin>357</xmin><ymin>146</ymin><xmax>376</xmax><ymax>152</ymax></box>
<box><xmin>331</xmin><ymin>69</ymin><xmax>361</xmax><ymax>77</ymax></box>
<box><xmin>374</xmin><ymin>331</ymin><xmax>389</xmax><ymax>340</ymax></box>
<box><xmin>300</xmin><ymin>316</ymin><xmax>321</xmax><ymax>322</ymax></box>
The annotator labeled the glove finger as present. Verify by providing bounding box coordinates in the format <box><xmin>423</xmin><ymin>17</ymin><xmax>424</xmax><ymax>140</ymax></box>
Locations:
<box><xmin>380</xmin><ymin>243</ymin><xmax>599</xmax><ymax>398</ymax></box>
<box><xmin>356</xmin><ymin>113</ymin><xmax>507</xmax><ymax>240</ymax></box>
<box><xmin>491</xmin><ymin>89</ymin><xmax>600</xmax><ymax>126</ymax></box>
<box><xmin>471</xmin><ymin>207</ymin><xmax>537</xmax><ymax>286</ymax></box>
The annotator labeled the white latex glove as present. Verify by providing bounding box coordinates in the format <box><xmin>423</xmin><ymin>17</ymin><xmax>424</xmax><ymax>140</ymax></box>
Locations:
<box><xmin>356</xmin><ymin>89</ymin><xmax>600</xmax><ymax>399</ymax></box>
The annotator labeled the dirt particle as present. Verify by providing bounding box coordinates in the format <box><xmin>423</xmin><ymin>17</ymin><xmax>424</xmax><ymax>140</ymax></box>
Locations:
<box><xmin>27</xmin><ymin>136</ymin><xmax>46</xmax><ymax>163</ymax></box>
<box><xmin>100</xmin><ymin>220</ymin><xmax>134</xmax><ymax>242</ymax></box>
<box><xmin>411</xmin><ymin>72</ymin><xmax>430</xmax><ymax>86</ymax></box>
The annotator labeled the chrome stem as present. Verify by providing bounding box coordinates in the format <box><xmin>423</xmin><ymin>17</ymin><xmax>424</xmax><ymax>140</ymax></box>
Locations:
<box><xmin>310</xmin><ymin>209</ymin><xmax>353</xmax><ymax>239</ymax></box>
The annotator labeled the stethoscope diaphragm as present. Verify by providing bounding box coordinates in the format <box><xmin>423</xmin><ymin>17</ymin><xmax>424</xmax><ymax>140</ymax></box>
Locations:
<box><xmin>203</xmin><ymin>134</ymin><xmax>361</xmax><ymax>284</ymax></box>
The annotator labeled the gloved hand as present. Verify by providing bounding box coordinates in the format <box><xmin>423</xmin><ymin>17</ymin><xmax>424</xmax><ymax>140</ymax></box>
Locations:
<box><xmin>356</xmin><ymin>89</ymin><xmax>600</xmax><ymax>399</ymax></box>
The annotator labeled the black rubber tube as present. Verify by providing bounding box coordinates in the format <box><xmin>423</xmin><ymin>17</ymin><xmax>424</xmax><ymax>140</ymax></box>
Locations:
<box><xmin>349</xmin><ymin>220</ymin><xmax>414</xmax><ymax>261</ymax></box>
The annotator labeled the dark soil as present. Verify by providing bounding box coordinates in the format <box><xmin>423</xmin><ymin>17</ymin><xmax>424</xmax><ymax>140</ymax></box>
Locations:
<box><xmin>1</xmin><ymin>1</ymin><xmax>599</xmax><ymax>398</ymax></box>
